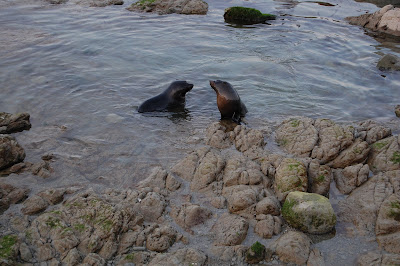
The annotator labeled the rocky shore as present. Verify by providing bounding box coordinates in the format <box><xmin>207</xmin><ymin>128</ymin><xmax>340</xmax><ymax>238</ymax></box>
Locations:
<box><xmin>1</xmin><ymin>112</ymin><xmax>400</xmax><ymax>265</ymax></box>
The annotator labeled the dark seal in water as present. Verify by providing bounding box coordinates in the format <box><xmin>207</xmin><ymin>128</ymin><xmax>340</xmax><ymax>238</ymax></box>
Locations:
<box><xmin>138</xmin><ymin>81</ymin><xmax>193</xmax><ymax>113</ymax></box>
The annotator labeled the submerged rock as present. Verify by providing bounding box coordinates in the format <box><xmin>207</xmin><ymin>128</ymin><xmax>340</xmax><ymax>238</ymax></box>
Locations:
<box><xmin>0</xmin><ymin>134</ymin><xmax>25</xmax><ymax>170</ymax></box>
<box><xmin>224</xmin><ymin>6</ymin><xmax>276</xmax><ymax>25</ymax></box>
<box><xmin>282</xmin><ymin>192</ymin><xmax>336</xmax><ymax>234</ymax></box>
<box><xmin>347</xmin><ymin>5</ymin><xmax>400</xmax><ymax>37</ymax></box>
<box><xmin>0</xmin><ymin>112</ymin><xmax>31</xmax><ymax>134</ymax></box>
<box><xmin>377</xmin><ymin>54</ymin><xmax>400</xmax><ymax>71</ymax></box>
<box><xmin>127</xmin><ymin>0</ymin><xmax>208</xmax><ymax>15</ymax></box>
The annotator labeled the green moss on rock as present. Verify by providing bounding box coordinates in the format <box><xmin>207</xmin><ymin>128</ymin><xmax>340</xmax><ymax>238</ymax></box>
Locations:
<box><xmin>246</xmin><ymin>241</ymin><xmax>266</xmax><ymax>264</ymax></box>
<box><xmin>391</xmin><ymin>151</ymin><xmax>400</xmax><ymax>164</ymax></box>
<box><xmin>224</xmin><ymin>6</ymin><xmax>276</xmax><ymax>25</ymax></box>
<box><xmin>0</xmin><ymin>235</ymin><xmax>17</xmax><ymax>259</ymax></box>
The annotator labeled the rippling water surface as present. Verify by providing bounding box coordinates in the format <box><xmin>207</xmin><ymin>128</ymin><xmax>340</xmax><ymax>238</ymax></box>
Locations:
<box><xmin>1</xmin><ymin>0</ymin><xmax>399</xmax><ymax>191</ymax></box>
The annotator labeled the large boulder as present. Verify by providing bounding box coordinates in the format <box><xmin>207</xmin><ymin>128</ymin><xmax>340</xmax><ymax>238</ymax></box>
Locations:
<box><xmin>0</xmin><ymin>112</ymin><xmax>31</xmax><ymax>134</ymax></box>
<box><xmin>127</xmin><ymin>0</ymin><xmax>208</xmax><ymax>15</ymax></box>
<box><xmin>274</xmin><ymin>158</ymin><xmax>308</xmax><ymax>201</ymax></box>
<box><xmin>282</xmin><ymin>192</ymin><xmax>336</xmax><ymax>234</ymax></box>
<box><xmin>347</xmin><ymin>5</ymin><xmax>400</xmax><ymax>36</ymax></box>
<box><xmin>0</xmin><ymin>134</ymin><xmax>25</xmax><ymax>170</ymax></box>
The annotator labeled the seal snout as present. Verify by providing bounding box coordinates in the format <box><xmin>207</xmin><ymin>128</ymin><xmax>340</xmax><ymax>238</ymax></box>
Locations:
<box><xmin>209</xmin><ymin>80</ymin><xmax>217</xmax><ymax>92</ymax></box>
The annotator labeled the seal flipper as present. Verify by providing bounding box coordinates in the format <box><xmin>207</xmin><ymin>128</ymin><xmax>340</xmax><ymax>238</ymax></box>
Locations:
<box><xmin>232</xmin><ymin>112</ymin><xmax>241</xmax><ymax>124</ymax></box>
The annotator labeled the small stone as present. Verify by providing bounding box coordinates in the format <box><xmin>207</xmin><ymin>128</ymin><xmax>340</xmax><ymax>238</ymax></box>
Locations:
<box><xmin>246</xmin><ymin>241</ymin><xmax>266</xmax><ymax>264</ymax></box>
<box><xmin>395</xmin><ymin>105</ymin><xmax>400</xmax><ymax>118</ymax></box>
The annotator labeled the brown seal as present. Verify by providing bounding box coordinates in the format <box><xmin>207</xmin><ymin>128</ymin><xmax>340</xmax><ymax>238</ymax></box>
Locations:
<box><xmin>209</xmin><ymin>80</ymin><xmax>247</xmax><ymax>123</ymax></box>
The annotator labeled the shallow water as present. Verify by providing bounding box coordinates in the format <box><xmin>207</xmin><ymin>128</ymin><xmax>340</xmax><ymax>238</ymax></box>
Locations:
<box><xmin>0</xmin><ymin>1</ymin><xmax>399</xmax><ymax>263</ymax></box>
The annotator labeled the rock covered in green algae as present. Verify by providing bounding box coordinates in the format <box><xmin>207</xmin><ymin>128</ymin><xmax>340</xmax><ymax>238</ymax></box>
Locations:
<box><xmin>274</xmin><ymin>158</ymin><xmax>308</xmax><ymax>202</ymax></box>
<box><xmin>245</xmin><ymin>241</ymin><xmax>266</xmax><ymax>264</ymax></box>
<box><xmin>282</xmin><ymin>191</ymin><xmax>336</xmax><ymax>234</ymax></box>
<box><xmin>223</xmin><ymin>6</ymin><xmax>276</xmax><ymax>25</ymax></box>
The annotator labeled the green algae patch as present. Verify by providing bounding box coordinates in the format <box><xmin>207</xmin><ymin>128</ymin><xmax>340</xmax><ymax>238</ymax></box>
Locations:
<box><xmin>246</xmin><ymin>241</ymin><xmax>266</xmax><ymax>264</ymax></box>
<box><xmin>388</xmin><ymin>201</ymin><xmax>400</xmax><ymax>221</ymax></box>
<box><xmin>372</xmin><ymin>140</ymin><xmax>388</xmax><ymax>150</ymax></box>
<box><xmin>0</xmin><ymin>235</ymin><xmax>17</xmax><ymax>259</ymax></box>
<box><xmin>224</xmin><ymin>6</ymin><xmax>276</xmax><ymax>25</ymax></box>
<box><xmin>390</xmin><ymin>151</ymin><xmax>400</xmax><ymax>164</ymax></box>
<box><xmin>134</xmin><ymin>0</ymin><xmax>156</xmax><ymax>7</ymax></box>
<box><xmin>282</xmin><ymin>192</ymin><xmax>336</xmax><ymax>234</ymax></box>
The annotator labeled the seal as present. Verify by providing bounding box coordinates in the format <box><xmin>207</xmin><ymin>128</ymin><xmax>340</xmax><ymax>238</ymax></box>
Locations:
<box><xmin>138</xmin><ymin>81</ymin><xmax>193</xmax><ymax>113</ymax></box>
<box><xmin>209</xmin><ymin>80</ymin><xmax>248</xmax><ymax>123</ymax></box>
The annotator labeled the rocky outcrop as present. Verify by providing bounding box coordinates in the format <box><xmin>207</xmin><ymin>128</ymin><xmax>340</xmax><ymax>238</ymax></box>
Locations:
<box><xmin>127</xmin><ymin>0</ymin><xmax>208</xmax><ymax>15</ymax></box>
<box><xmin>357</xmin><ymin>251</ymin><xmax>400</xmax><ymax>265</ymax></box>
<box><xmin>307</xmin><ymin>160</ymin><xmax>332</xmax><ymax>196</ymax></box>
<box><xmin>327</xmin><ymin>138</ymin><xmax>370</xmax><ymax>168</ymax></box>
<box><xmin>347</xmin><ymin>5</ymin><xmax>400</xmax><ymax>37</ymax></box>
<box><xmin>0</xmin><ymin>112</ymin><xmax>31</xmax><ymax>134</ymax></box>
<box><xmin>0</xmin><ymin>134</ymin><xmax>25</xmax><ymax>170</ymax></box>
<box><xmin>377</xmin><ymin>54</ymin><xmax>400</xmax><ymax>71</ymax></box>
<box><xmin>333</xmin><ymin>164</ymin><xmax>370</xmax><ymax>194</ymax></box>
<box><xmin>357</xmin><ymin>120</ymin><xmax>392</xmax><ymax>144</ymax></box>
<box><xmin>170</xmin><ymin>203</ymin><xmax>212</xmax><ymax>232</ymax></box>
<box><xmin>274</xmin><ymin>158</ymin><xmax>308</xmax><ymax>201</ymax></box>
<box><xmin>282</xmin><ymin>192</ymin><xmax>336</xmax><ymax>234</ymax></box>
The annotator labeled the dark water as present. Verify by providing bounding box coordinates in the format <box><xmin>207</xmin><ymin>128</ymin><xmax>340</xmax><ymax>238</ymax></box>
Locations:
<box><xmin>0</xmin><ymin>0</ymin><xmax>399</xmax><ymax>189</ymax></box>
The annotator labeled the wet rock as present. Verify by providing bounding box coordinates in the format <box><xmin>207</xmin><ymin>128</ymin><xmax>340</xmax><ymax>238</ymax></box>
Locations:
<box><xmin>170</xmin><ymin>203</ymin><xmax>212</xmax><ymax>231</ymax></box>
<box><xmin>223</xmin><ymin>154</ymin><xmax>265</xmax><ymax>187</ymax></box>
<box><xmin>282</xmin><ymin>192</ymin><xmax>336</xmax><ymax>234</ymax></box>
<box><xmin>276</xmin><ymin>117</ymin><xmax>318</xmax><ymax>157</ymax></box>
<box><xmin>396</xmin><ymin>105</ymin><xmax>400</xmax><ymax>117</ymax></box>
<box><xmin>307</xmin><ymin>160</ymin><xmax>332</xmax><ymax>196</ymax></box>
<box><xmin>338</xmin><ymin>173</ymin><xmax>395</xmax><ymax>234</ymax></box>
<box><xmin>82</xmin><ymin>253</ymin><xmax>106</xmax><ymax>265</ymax></box>
<box><xmin>327</xmin><ymin>138</ymin><xmax>370</xmax><ymax>168</ymax></box>
<box><xmin>224</xmin><ymin>6</ymin><xmax>276</xmax><ymax>25</ymax></box>
<box><xmin>127</xmin><ymin>0</ymin><xmax>208</xmax><ymax>15</ymax></box>
<box><xmin>270</xmin><ymin>231</ymin><xmax>311</xmax><ymax>265</ymax></box>
<box><xmin>0</xmin><ymin>112</ymin><xmax>31</xmax><ymax>134</ymax></box>
<box><xmin>377</xmin><ymin>54</ymin><xmax>400</xmax><ymax>71</ymax></box>
<box><xmin>139</xmin><ymin>192</ymin><xmax>166</xmax><ymax>222</ymax></box>
<box><xmin>333</xmin><ymin>164</ymin><xmax>369</xmax><ymax>195</ymax></box>
<box><xmin>222</xmin><ymin>185</ymin><xmax>261</xmax><ymax>213</ymax></box>
<box><xmin>0</xmin><ymin>183</ymin><xmax>29</xmax><ymax>214</ymax></box>
<box><xmin>375</xmin><ymin>194</ymin><xmax>400</xmax><ymax>254</ymax></box>
<box><xmin>255</xmin><ymin>196</ymin><xmax>280</xmax><ymax>216</ymax></box>
<box><xmin>149</xmin><ymin>248</ymin><xmax>207</xmax><ymax>266</ymax></box>
<box><xmin>347</xmin><ymin>5</ymin><xmax>400</xmax><ymax>37</ymax></box>
<box><xmin>0</xmin><ymin>134</ymin><xmax>25</xmax><ymax>170</ymax></box>
<box><xmin>254</xmin><ymin>215</ymin><xmax>282</xmax><ymax>238</ymax></box>
<box><xmin>245</xmin><ymin>241</ymin><xmax>266</xmax><ymax>264</ymax></box>
<box><xmin>357</xmin><ymin>251</ymin><xmax>400</xmax><ymax>265</ymax></box>
<box><xmin>311</xmin><ymin>119</ymin><xmax>354</xmax><ymax>164</ymax></box>
<box><xmin>211</xmin><ymin>213</ymin><xmax>249</xmax><ymax>246</ymax></box>
<box><xmin>146</xmin><ymin>225</ymin><xmax>176</xmax><ymax>252</ymax></box>
<box><xmin>368</xmin><ymin>135</ymin><xmax>400</xmax><ymax>173</ymax></box>
<box><xmin>357</xmin><ymin>120</ymin><xmax>392</xmax><ymax>144</ymax></box>
<box><xmin>307</xmin><ymin>248</ymin><xmax>325</xmax><ymax>266</ymax></box>
<box><xmin>21</xmin><ymin>195</ymin><xmax>49</xmax><ymax>215</ymax></box>
<box><xmin>37</xmin><ymin>188</ymin><xmax>66</xmax><ymax>205</ymax></box>
<box><xmin>205</xmin><ymin>122</ymin><xmax>233</xmax><ymax>149</ymax></box>
<box><xmin>274</xmin><ymin>158</ymin><xmax>308</xmax><ymax>201</ymax></box>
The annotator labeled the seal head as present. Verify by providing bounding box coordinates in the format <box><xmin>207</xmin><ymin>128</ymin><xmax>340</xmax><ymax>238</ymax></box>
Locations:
<box><xmin>138</xmin><ymin>81</ymin><xmax>193</xmax><ymax>113</ymax></box>
<box><xmin>210</xmin><ymin>80</ymin><xmax>247</xmax><ymax>123</ymax></box>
